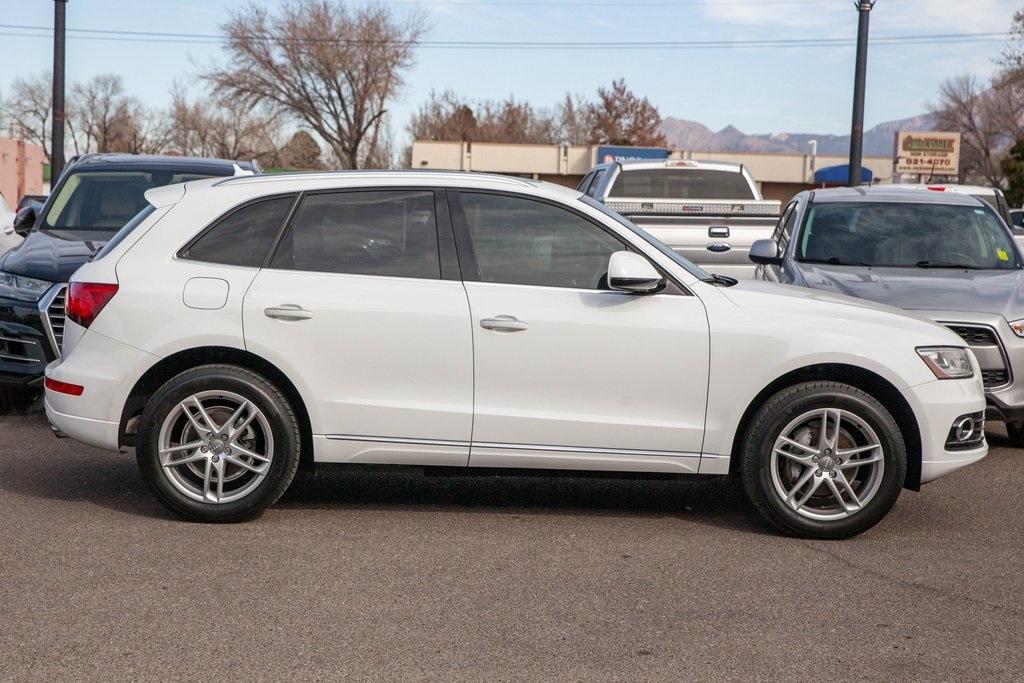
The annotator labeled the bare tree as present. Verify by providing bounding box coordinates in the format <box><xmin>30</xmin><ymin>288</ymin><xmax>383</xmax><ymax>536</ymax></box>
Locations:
<box><xmin>408</xmin><ymin>90</ymin><xmax>558</xmax><ymax>144</ymax></box>
<box><xmin>931</xmin><ymin>75</ymin><xmax>1024</xmax><ymax>185</ymax></box>
<box><xmin>408</xmin><ymin>81</ymin><xmax>665</xmax><ymax>148</ymax></box>
<box><xmin>164</xmin><ymin>86</ymin><xmax>283</xmax><ymax>165</ymax></box>
<box><xmin>70</xmin><ymin>74</ymin><xmax>146</xmax><ymax>153</ymax></box>
<box><xmin>587</xmin><ymin>79</ymin><xmax>665</xmax><ymax>147</ymax></box>
<box><xmin>204</xmin><ymin>0</ymin><xmax>427</xmax><ymax>169</ymax></box>
<box><xmin>0</xmin><ymin>72</ymin><xmax>56</xmax><ymax>159</ymax></box>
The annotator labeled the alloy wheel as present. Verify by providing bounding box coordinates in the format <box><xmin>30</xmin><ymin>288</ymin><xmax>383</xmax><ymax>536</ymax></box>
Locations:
<box><xmin>769</xmin><ymin>407</ymin><xmax>885</xmax><ymax>521</ymax></box>
<box><xmin>156</xmin><ymin>390</ymin><xmax>274</xmax><ymax>504</ymax></box>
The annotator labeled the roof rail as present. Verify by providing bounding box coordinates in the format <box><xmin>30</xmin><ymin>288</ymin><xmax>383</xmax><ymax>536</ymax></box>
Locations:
<box><xmin>212</xmin><ymin>169</ymin><xmax>539</xmax><ymax>189</ymax></box>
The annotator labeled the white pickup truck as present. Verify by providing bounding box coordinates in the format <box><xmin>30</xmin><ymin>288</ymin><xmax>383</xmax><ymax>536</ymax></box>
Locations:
<box><xmin>580</xmin><ymin>159</ymin><xmax>781</xmax><ymax>279</ymax></box>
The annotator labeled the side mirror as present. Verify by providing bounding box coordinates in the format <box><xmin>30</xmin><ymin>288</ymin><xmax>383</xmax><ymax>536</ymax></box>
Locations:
<box><xmin>13</xmin><ymin>206</ymin><xmax>36</xmax><ymax>237</ymax></box>
<box><xmin>608</xmin><ymin>251</ymin><xmax>664</xmax><ymax>294</ymax></box>
<box><xmin>749</xmin><ymin>238</ymin><xmax>782</xmax><ymax>265</ymax></box>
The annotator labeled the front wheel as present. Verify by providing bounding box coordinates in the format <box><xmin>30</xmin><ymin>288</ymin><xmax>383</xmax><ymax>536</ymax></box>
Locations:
<box><xmin>136</xmin><ymin>364</ymin><xmax>301</xmax><ymax>522</ymax></box>
<box><xmin>740</xmin><ymin>381</ymin><xmax>907</xmax><ymax>539</ymax></box>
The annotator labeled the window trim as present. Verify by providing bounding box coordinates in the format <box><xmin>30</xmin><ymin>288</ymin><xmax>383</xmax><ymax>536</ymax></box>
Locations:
<box><xmin>176</xmin><ymin>192</ymin><xmax>301</xmax><ymax>268</ymax></box>
<box><xmin>262</xmin><ymin>187</ymin><xmax>456</xmax><ymax>282</ymax></box>
<box><xmin>449</xmin><ymin>188</ymin><xmax>685</xmax><ymax>294</ymax></box>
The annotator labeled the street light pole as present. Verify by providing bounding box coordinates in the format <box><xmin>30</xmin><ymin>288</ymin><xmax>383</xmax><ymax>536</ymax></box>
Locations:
<box><xmin>51</xmin><ymin>0</ymin><xmax>68</xmax><ymax>184</ymax></box>
<box><xmin>848</xmin><ymin>0</ymin><xmax>874</xmax><ymax>187</ymax></box>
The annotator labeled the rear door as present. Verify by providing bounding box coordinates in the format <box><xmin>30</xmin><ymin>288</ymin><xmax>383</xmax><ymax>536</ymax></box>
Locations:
<box><xmin>242</xmin><ymin>188</ymin><xmax>473</xmax><ymax>466</ymax></box>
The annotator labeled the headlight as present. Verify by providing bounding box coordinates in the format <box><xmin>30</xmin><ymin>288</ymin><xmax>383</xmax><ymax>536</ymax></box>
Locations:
<box><xmin>917</xmin><ymin>347</ymin><xmax>974</xmax><ymax>379</ymax></box>
<box><xmin>1009</xmin><ymin>319</ymin><xmax>1024</xmax><ymax>337</ymax></box>
<box><xmin>0</xmin><ymin>272</ymin><xmax>52</xmax><ymax>303</ymax></box>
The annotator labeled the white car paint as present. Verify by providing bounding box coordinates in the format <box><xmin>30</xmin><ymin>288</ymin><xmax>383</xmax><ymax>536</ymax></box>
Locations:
<box><xmin>0</xmin><ymin>192</ymin><xmax>18</xmax><ymax>255</ymax></box>
<box><xmin>44</xmin><ymin>172</ymin><xmax>986</xmax><ymax>493</ymax></box>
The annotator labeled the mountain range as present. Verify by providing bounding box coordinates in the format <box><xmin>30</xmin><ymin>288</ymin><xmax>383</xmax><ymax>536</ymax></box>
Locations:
<box><xmin>660</xmin><ymin>113</ymin><xmax>936</xmax><ymax>157</ymax></box>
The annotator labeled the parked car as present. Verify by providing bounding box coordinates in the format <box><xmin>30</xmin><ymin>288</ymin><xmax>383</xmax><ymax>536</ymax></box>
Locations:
<box><xmin>44</xmin><ymin>171</ymin><xmax>985</xmax><ymax>538</ymax></box>
<box><xmin>894</xmin><ymin>183</ymin><xmax>1014</xmax><ymax>223</ymax></box>
<box><xmin>750</xmin><ymin>185</ymin><xmax>1024</xmax><ymax>443</ymax></box>
<box><xmin>0</xmin><ymin>154</ymin><xmax>260</xmax><ymax>413</ymax></box>
<box><xmin>0</xmin><ymin>190</ymin><xmax>18</xmax><ymax>255</ymax></box>
<box><xmin>1010</xmin><ymin>208</ymin><xmax>1024</xmax><ymax>230</ymax></box>
<box><xmin>579</xmin><ymin>159</ymin><xmax>781</xmax><ymax>279</ymax></box>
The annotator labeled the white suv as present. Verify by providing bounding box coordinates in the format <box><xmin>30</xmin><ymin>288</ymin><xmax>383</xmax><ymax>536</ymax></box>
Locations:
<box><xmin>44</xmin><ymin>172</ymin><xmax>987</xmax><ymax>538</ymax></box>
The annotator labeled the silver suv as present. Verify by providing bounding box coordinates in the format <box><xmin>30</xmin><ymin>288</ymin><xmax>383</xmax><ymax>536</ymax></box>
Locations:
<box><xmin>750</xmin><ymin>185</ymin><xmax>1024</xmax><ymax>443</ymax></box>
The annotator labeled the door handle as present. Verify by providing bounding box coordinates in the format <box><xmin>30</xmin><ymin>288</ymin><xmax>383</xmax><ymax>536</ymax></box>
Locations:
<box><xmin>480</xmin><ymin>315</ymin><xmax>528</xmax><ymax>332</ymax></box>
<box><xmin>264</xmin><ymin>304</ymin><xmax>313</xmax><ymax>321</ymax></box>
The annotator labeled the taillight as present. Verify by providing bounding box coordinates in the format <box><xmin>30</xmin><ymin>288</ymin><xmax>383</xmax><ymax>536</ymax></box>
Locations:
<box><xmin>45</xmin><ymin>377</ymin><xmax>84</xmax><ymax>396</ymax></box>
<box><xmin>65</xmin><ymin>282</ymin><xmax>118</xmax><ymax>328</ymax></box>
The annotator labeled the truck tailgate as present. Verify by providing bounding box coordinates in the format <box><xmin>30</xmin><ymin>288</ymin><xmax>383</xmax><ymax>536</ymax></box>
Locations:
<box><xmin>606</xmin><ymin>199</ymin><xmax>781</xmax><ymax>278</ymax></box>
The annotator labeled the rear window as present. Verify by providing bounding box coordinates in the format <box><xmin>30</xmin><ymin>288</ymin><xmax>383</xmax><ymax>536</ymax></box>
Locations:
<box><xmin>42</xmin><ymin>170</ymin><xmax>218</xmax><ymax>231</ymax></box>
<box><xmin>180</xmin><ymin>196</ymin><xmax>295</xmax><ymax>267</ymax></box>
<box><xmin>610</xmin><ymin>169</ymin><xmax>755</xmax><ymax>200</ymax></box>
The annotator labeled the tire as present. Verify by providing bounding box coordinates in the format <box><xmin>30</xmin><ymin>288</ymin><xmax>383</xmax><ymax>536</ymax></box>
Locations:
<box><xmin>1005</xmin><ymin>421</ymin><xmax>1024</xmax><ymax>448</ymax></box>
<box><xmin>740</xmin><ymin>381</ymin><xmax>907</xmax><ymax>540</ymax></box>
<box><xmin>136</xmin><ymin>364</ymin><xmax>301</xmax><ymax>522</ymax></box>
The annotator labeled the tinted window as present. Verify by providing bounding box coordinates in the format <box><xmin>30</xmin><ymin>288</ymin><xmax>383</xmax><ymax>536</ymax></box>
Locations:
<box><xmin>797</xmin><ymin>202</ymin><xmax>1021</xmax><ymax>270</ymax></box>
<box><xmin>182</xmin><ymin>196</ymin><xmax>294</xmax><ymax>267</ymax></box>
<box><xmin>577</xmin><ymin>172</ymin><xmax>594</xmax><ymax>193</ymax></box>
<box><xmin>460</xmin><ymin>192</ymin><xmax>624</xmax><ymax>289</ymax></box>
<box><xmin>271</xmin><ymin>190</ymin><xmax>439</xmax><ymax>279</ymax></box>
<box><xmin>610</xmin><ymin>169</ymin><xmax>755</xmax><ymax>200</ymax></box>
<box><xmin>585</xmin><ymin>170</ymin><xmax>606</xmax><ymax>198</ymax></box>
<box><xmin>43</xmin><ymin>171</ymin><xmax>220</xmax><ymax>231</ymax></box>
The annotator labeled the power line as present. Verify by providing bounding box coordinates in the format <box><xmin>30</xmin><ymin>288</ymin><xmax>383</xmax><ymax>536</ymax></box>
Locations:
<box><xmin>0</xmin><ymin>24</ymin><xmax>1009</xmax><ymax>50</ymax></box>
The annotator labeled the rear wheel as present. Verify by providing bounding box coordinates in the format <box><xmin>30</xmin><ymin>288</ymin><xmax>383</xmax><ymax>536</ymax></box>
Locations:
<box><xmin>136</xmin><ymin>364</ymin><xmax>301</xmax><ymax>522</ymax></box>
<box><xmin>740</xmin><ymin>381</ymin><xmax>907</xmax><ymax>539</ymax></box>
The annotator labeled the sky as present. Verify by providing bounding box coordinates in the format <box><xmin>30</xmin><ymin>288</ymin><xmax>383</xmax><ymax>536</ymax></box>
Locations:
<box><xmin>0</xmin><ymin>0</ymin><xmax>1020</xmax><ymax>145</ymax></box>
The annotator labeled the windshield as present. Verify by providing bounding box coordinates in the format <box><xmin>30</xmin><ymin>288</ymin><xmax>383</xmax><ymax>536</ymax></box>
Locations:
<box><xmin>580</xmin><ymin>195</ymin><xmax>711</xmax><ymax>279</ymax></box>
<box><xmin>797</xmin><ymin>202</ymin><xmax>1021</xmax><ymax>270</ymax></box>
<box><xmin>42</xmin><ymin>170</ymin><xmax>214</xmax><ymax>231</ymax></box>
<box><xmin>610</xmin><ymin>169</ymin><xmax>755</xmax><ymax>200</ymax></box>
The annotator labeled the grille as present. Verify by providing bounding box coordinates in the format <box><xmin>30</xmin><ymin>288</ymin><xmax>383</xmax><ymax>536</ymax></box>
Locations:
<box><xmin>981</xmin><ymin>369</ymin><xmax>1009</xmax><ymax>387</ymax></box>
<box><xmin>946</xmin><ymin>325</ymin><xmax>998</xmax><ymax>346</ymax></box>
<box><xmin>46</xmin><ymin>285</ymin><xmax>67</xmax><ymax>358</ymax></box>
<box><xmin>0</xmin><ymin>334</ymin><xmax>40</xmax><ymax>364</ymax></box>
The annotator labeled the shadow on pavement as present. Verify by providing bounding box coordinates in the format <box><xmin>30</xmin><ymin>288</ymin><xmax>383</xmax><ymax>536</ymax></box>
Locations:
<box><xmin>1</xmin><ymin>412</ymin><xmax>769</xmax><ymax>534</ymax></box>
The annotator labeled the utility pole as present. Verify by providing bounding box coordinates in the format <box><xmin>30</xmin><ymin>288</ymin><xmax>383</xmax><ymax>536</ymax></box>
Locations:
<box><xmin>51</xmin><ymin>0</ymin><xmax>68</xmax><ymax>184</ymax></box>
<box><xmin>848</xmin><ymin>0</ymin><xmax>874</xmax><ymax>187</ymax></box>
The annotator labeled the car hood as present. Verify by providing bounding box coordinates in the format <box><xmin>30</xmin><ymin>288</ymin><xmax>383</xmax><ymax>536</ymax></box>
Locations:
<box><xmin>794</xmin><ymin>263</ymin><xmax>1024</xmax><ymax>320</ymax></box>
<box><xmin>0</xmin><ymin>228</ymin><xmax>113</xmax><ymax>283</ymax></box>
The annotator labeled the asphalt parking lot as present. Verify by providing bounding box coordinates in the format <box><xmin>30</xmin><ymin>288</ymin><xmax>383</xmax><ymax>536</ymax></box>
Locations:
<box><xmin>1</xmin><ymin>410</ymin><xmax>1022</xmax><ymax>681</ymax></box>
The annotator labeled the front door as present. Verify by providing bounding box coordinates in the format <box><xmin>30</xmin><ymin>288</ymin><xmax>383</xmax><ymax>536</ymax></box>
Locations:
<box><xmin>243</xmin><ymin>189</ymin><xmax>473</xmax><ymax>466</ymax></box>
<box><xmin>451</xmin><ymin>191</ymin><xmax>710</xmax><ymax>473</ymax></box>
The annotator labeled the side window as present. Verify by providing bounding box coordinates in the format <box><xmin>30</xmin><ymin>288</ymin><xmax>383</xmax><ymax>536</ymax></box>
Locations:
<box><xmin>585</xmin><ymin>170</ymin><xmax>606</xmax><ymax>198</ymax></box>
<box><xmin>778</xmin><ymin>203</ymin><xmax>798</xmax><ymax>253</ymax></box>
<box><xmin>181</xmin><ymin>195</ymin><xmax>295</xmax><ymax>267</ymax></box>
<box><xmin>270</xmin><ymin>190</ymin><xmax>440</xmax><ymax>279</ymax></box>
<box><xmin>459</xmin><ymin>192</ymin><xmax>624</xmax><ymax>290</ymax></box>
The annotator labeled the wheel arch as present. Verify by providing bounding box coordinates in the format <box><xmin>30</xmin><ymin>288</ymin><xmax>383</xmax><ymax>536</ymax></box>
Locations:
<box><xmin>119</xmin><ymin>346</ymin><xmax>315</xmax><ymax>473</ymax></box>
<box><xmin>728</xmin><ymin>363</ymin><xmax>922</xmax><ymax>490</ymax></box>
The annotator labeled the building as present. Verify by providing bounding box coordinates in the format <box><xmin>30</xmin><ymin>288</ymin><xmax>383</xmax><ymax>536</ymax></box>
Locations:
<box><xmin>410</xmin><ymin>140</ymin><xmax>894</xmax><ymax>204</ymax></box>
<box><xmin>0</xmin><ymin>138</ymin><xmax>46</xmax><ymax>207</ymax></box>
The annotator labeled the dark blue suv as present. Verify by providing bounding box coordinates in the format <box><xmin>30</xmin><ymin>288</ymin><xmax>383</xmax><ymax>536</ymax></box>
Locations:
<box><xmin>0</xmin><ymin>154</ymin><xmax>260</xmax><ymax>412</ymax></box>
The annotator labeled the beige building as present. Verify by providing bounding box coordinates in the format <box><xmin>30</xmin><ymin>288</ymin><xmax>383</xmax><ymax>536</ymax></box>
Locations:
<box><xmin>411</xmin><ymin>140</ymin><xmax>894</xmax><ymax>204</ymax></box>
<box><xmin>0</xmin><ymin>138</ymin><xmax>46</xmax><ymax>207</ymax></box>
